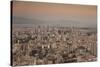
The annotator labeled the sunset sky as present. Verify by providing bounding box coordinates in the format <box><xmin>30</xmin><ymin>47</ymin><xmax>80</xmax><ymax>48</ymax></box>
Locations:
<box><xmin>12</xmin><ymin>1</ymin><xmax>97</xmax><ymax>28</ymax></box>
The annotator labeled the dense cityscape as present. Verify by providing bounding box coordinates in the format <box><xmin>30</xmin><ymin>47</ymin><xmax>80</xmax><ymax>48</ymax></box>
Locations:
<box><xmin>12</xmin><ymin>25</ymin><xmax>97</xmax><ymax>66</ymax></box>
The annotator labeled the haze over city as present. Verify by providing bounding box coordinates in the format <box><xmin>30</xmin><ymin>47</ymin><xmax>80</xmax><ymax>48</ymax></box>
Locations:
<box><xmin>12</xmin><ymin>1</ymin><xmax>97</xmax><ymax>66</ymax></box>
<box><xmin>12</xmin><ymin>1</ymin><xmax>97</xmax><ymax>28</ymax></box>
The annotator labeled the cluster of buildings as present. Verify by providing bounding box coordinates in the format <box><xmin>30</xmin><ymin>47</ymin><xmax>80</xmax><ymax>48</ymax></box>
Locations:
<box><xmin>12</xmin><ymin>26</ymin><xmax>97</xmax><ymax>66</ymax></box>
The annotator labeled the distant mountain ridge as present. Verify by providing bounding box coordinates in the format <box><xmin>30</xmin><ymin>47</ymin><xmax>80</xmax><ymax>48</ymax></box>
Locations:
<box><xmin>13</xmin><ymin>16</ymin><xmax>97</xmax><ymax>28</ymax></box>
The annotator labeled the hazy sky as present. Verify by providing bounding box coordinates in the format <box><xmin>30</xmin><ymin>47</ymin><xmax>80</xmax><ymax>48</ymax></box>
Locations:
<box><xmin>12</xmin><ymin>1</ymin><xmax>97</xmax><ymax>28</ymax></box>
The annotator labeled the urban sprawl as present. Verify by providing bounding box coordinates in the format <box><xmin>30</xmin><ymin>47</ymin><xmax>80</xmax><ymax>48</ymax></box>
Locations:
<box><xmin>12</xmin><ymin>25</ymin><xmax>97</xmax><ymax>66</ymax></box>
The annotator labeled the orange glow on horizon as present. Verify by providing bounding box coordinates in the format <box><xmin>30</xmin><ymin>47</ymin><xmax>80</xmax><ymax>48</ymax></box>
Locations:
<box><xmin>12</xmin><ymin>1</ymin><xmax>97</xmax><ymax>17</ymax></box>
